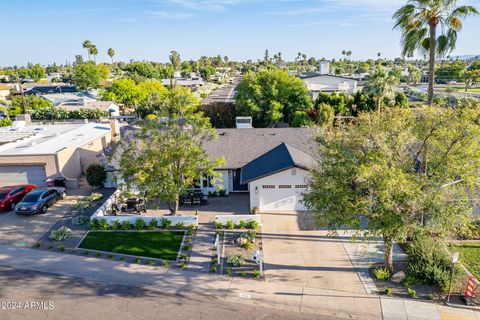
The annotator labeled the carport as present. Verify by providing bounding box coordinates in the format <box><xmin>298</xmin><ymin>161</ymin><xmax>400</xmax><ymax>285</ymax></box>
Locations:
<box><xmin>0</xmin><ymin>165</ymin><xmax>47</xmax><ymax>187</ymax></box>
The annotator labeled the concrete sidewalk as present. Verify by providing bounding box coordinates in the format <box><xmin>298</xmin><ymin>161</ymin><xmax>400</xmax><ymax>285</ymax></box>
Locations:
<box><xmin>0</xmin><ymin>246</ymin><xmax>478</xmax><ymax>320</ymax></box>
<box><xmin>188</xmin><ymin>224</ymin><xmax>216</xmax><ymax>272</ymax></box>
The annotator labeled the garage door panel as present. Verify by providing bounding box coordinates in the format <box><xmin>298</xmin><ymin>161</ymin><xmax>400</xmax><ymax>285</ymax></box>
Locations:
<box><xmin>0</xmin><ymin>166</ymin><xmax>47</xmax><ymax>187</ymax></box>
<box><xmin>260</xmin><ymin>188</ymin><xmax>306</xmax><ymax>212</ymax></box>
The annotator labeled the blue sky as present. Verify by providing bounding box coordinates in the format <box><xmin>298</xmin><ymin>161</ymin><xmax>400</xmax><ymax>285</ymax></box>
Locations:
<box><xmin>1</xmin><ymin>0</ymin><xmax>480</xmax><ymax>66</ymax></box>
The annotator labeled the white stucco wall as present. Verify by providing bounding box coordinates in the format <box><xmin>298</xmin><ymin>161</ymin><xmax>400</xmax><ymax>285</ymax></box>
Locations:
<box><xmin>249</xmin><ymin>167</ymin><xmax>310</xmax><ymax>212</ymax></box>
<box><xmin>303</xmin><ymin>75</ymin><xmax>357</xmax><ymax>95</ymax></box>
<box><xmin>202</xmin><ymin>169</ymin><xmax>230</xmax><ymax>195</ymax></box>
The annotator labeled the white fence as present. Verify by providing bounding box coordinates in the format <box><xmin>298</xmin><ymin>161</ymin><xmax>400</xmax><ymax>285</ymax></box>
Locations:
<box><xmin>91</xmin><ymin>190</ymin><xmax>198</xmax><ymax>226</ymax></box>
<box><xmin>215</xmin><ymin>214</ymin><xmax>261</xmax><ymax>226</ymax></box>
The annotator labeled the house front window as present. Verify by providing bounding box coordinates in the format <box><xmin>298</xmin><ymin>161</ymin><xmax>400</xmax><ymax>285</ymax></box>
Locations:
<box><xmin>202</xmin><ymin>175</ymin><xmax>213</xmax><ymax>188</ymax></box>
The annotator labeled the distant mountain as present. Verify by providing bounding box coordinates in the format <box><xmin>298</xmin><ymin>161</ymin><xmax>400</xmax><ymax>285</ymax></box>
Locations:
<box><xmin>451</xmin><ymin>55</ymin><xmax>480</xmax><ymax>61</ymax></box>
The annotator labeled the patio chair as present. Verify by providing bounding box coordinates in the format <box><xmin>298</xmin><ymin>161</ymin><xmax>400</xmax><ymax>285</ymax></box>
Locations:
<box><xmin>192</xmin><ymin>197</ymin><xmax>201</xmax><ymax>205</ymax></box>
<box><xmin>183</xmin><ymin>198</ymin><xmax>192</xmax><ymax>205</ymax></box>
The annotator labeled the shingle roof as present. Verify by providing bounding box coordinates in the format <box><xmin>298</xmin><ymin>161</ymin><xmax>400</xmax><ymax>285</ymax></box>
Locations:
<box><xmin>204</xmin><ymin>128</ymin><xmax>319</xmax><ymax>169</ymax></box>
<box><xmin>240</xmin><ymin>143</ymin><xmax>316</xmax><ymax>184</ymax></box>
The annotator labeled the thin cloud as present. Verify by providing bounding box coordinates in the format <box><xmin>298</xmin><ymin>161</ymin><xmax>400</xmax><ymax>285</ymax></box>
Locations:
<box><xmin>148</xmin><ymin>10</ymin><xmax>194</xmax><ymax>19</ymax></box>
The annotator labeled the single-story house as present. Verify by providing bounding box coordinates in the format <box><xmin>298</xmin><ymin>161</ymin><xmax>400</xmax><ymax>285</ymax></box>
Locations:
<box><xmin>0</xmin><ymin>84</ymin><xmax>12</xmax><ymax>100</ymax></box>
<box><xmin>203</xmin><ymin>128</ymin><xmax>319</xmax><ymax>212</ymax></box>
<box><xmin>299</xmin><ymin>72</ymin><xmax>358</xmax><ymax>98</ymax></box>
<box><xmin>0</xmin><ymin>121</ymin><xmax>115</xmax><ymax>188</ymax></box>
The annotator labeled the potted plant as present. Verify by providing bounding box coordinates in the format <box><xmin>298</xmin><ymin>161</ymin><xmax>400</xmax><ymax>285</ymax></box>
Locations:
<box><xmin>251</xmin><ymin>207</ymin><xmax>259</xmax><ymax>215</ymax></box>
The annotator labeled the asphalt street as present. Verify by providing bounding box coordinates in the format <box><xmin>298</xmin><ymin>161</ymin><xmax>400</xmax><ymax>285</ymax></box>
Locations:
<box><xmin>0</xmin><ymin>266</ymin><xmax>344</xmax><ymax>320</ymax></box>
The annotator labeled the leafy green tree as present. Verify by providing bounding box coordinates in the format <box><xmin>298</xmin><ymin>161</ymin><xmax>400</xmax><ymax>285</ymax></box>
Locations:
<box><xmin>120</xmin><ymin>86</ymin><xmax>225</xmax><ymax>214</ymax></box>
<box><xmin>406</xmin><ymin>65</ymin><xmax>422</xmax><ymax>85</ymax></box>
<box><xmin>28</xmin><ymin>64</ymin><xmax>46</xmax><ymax>82</ymax></box>
<box><xmin>316</xmin><ymin>103</ymin><xmax>335</xmax><ymax>128</ymax></box>
<box><xmin>363</xmin><ymin>67</ymin><xmax>399</xmax><ymax>112</ymax></box>
<box><xmin>464</xmin><ymin>70</ymin><xmax>480</xmax><ymax>92</ymax></box>
<box><xmin>199</xmin><ymin>66</ymin><xmax>216</xmax><ymax>81</ymax></box>
<box><xmin>469</xmin><ymin>61</ymin><xmax>480</xmax><ymax>71</ymax></box>
<box><xmin>97</xmin><ymin>64</ymin><xmax>111</xmax><ymax>81</ymax></box>
<box><xmin>436</xmin><ymin>60</ymin><xmax>465</xmax><ymax>82</ymax></box>
<box><xmin>235</xmin><ymin>68</ymin><xmax>312</xmax><ymax>127</ymax></box>
<box><xmin>394</xmin><ymin>0</ymin><xmax>478</xmax><ymax>105</ymax></box>
<box><xmin>394</xmin><ymin>92</ymin><xmax>409</xmax><ymax>108</ymax></box>
<box><xmin>74</xmin><ymin>62</ymin><xmax>101</xmax><ymax>90</ymax></box>
<box><xmin>169</xmin><ymin>50</ymin><xmax>181</xmax><ymax>70</ymax></box>
<box><xmin>102</xmin><ymin>78</ymin><xmax>142</xmax><ymax>111</ymax></box>
<box><xmin>86</xmin><ymin>164</ymin><xmax>106</xmax><ymax>188</ymax></box>
<box><xmin>291</xmin><ymin>111</ymin><xmax>311</xmax><ymax>127</ymax></box>
<box><xmin>304</xmin><ymin>107</ymin><xmax>480</xmax><ymax>272</ymax></box>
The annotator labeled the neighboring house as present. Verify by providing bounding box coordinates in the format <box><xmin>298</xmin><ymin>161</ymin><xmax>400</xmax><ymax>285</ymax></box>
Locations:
<box><xmin>299</xmin><ymin>72</ymin><xmax>358</xmax><ymax>99</ymax></box>
<box><xmin>161</xmin><ymin>78</ymin><xmax>204</xmax><ymax>89</ymax></box>
<box><xmin>0</xmin><ymin>84</ymin><xmax>12</xmax><ymax>100</ymax></box>
<box><xmin>42</xmin><ymin>93</ymin><xmax>120</xmax><ymax>116</ymax></box>
<box><xmin>203</xmin><ymin>127</ymin><xmax>319</xmax><ymax>212</ymax></box>
<box><xmin>22</xmin><ymin>85</ymin><xmax>77</xmax><ymax>96</ymax></box>
<box><xmin>0</xmin><ymin>121</ymin><xmax>115</xmax><ymax>188</ymax></box>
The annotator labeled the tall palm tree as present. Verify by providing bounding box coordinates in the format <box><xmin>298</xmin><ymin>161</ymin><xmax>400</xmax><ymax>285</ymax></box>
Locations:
<box><xmin>107</xmin><ymin>48</ymin><xmax>115</xmax><ymax>64</ymax></box>
<box><xmin>89</xmin><ymin>45</ymin><xmax>99</xmax><ymax>63</ymax></box>
<box><xmin>341</xmin><ymin>50</ymin><xmax>346</xmax><ymax>60</ymax></box>
<box><xmin>82</xmin><ymin>40</ymin><xmax>92</xmax><ymax>61</ymax></box>
<box><xmin>393</xmin><ymin>0</ymin><xmax>478</xmax><ymax>105</ymax></box>
<box><xmin>346</xmin><ymin>51</ymin><xmax>352</xmax><ymax>60</ymax></box>
<box><xmin>363</xmin><ymin>67</ymin><xmax>399</xmax><ymax>113</ymax></box>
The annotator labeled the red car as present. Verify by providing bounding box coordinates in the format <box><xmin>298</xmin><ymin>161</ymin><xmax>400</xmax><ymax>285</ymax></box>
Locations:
<box><xmin>0</xmin><ymin>185</ymin><xmax>36</xmax><ymax>211</ymax></box>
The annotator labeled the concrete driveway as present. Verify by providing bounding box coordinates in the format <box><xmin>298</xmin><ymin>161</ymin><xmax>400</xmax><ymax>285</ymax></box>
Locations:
<box><xmin>0</xmin><ymin>195</ymin><xmax>78</xmax><ymax>247</ymax></box>
<box><xmin>261</xmin><ymin>211</ymin><xmax>365</xmax><ymax>293</ymax></box>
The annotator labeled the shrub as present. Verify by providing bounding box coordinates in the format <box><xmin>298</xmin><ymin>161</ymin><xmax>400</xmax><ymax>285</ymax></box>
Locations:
<box><xmin>218</xmin><ymin>189</ymin><xmax>226</xmax><ymax>197</ymax></box>
<box><xmin>162</xmin><ymin>260</ymin><xmax>169</xmax><ymax>267</ymax></box>
<box><xmin>226</xmin><ymin>268</ymin><xmax>232</xmax><ymax>276</ymax></box>
<box><xmin>246</xmin><ymin>220</ymin><xmax>259</xmax><ymax>230</ymax></box>
<box><xmin>239</xmin><ymin>271</ymin><xmax>247</xmax><ymax>278</ymax></box>
<box><xmin>59</xmin><ymin>245</ymin><xmax>65</xmax><ymax>252</ymax></box>
<box><xmin>0</xmin><ymin>119</ymin><xmax>12</xmax><ymax>127</ymax></box>
<box><xmin>88</xmin><ymin>192</ymin><xmax>104</xmax><ymax>202</ymax></box>
<box><xmin>48</xmin><ymin>245</ymin><xmax>53</xmax><ymax>250</ymax></box>
<box><xmin>384</xmin><ymin>287</ymin><xmax>393</xmax><ymax>296</ymax></box>
<box><xmin>214</xmin><ymin>221</ymin><xmax>223</xmax><ymax>230</ymax></box>
<box><xmin>406</xmin><ymin>235</ymin><xmax>452</xmax><ymax>292</ymax></box>
<box><xmin>134</xmin><ymin>218</ymin><xmax>146</xmax><ymax>230</ymax></box>
<box><xmin>95</xmin><ymin>252</ymin><xmax>101</xmax><ymax>257</ymax></box>
<box><xmin>211</xmin><ymin>256</ymin><xmax>219</xmax><ymax>265</ymax></box>
<box><xmin>373</xmin><ymin>267</ymin><xmax>391</xmax><ymax>281</ymax></box>
<box><xmin>225</xmin><ymin>221</ymin><xmax>235</xmax><ymax>230</ymax></box>
<box><xmin>89</xmin><ymin>218</ymin><xmax>109</xmax><ymax>230</ymax></box>
<box><xmin>253</xmin><ymin>270</ymin><xmax>261</xmax><ymax>278</ymax></box>
<box><xmin>83</xmin><ymin>251</ymin><xmax>89</xmax><ymax>255</ymax></box>
<box><xmin>72</xmin><ymin>215</ymin><xmax>90</xmax><ymax>226</ymax></box>
<box><xmin>178</xmin><ymin>262</ymin><xmax>186</xmax><ymax>269</ymax></box>
<box><xmin>98</xmin><ymin>219</ymin><xmax>109</xmax><ymax>230</ymax></box>
<box><xmin>183</xmin><ymin>245</ymin><xmax>190</xmax><ymax>251</ymax></box>
<box><xmin>210</xmin><ymin>265</ymin><xmax>218</xmax><ymax>273</ymax></box>
<box><xmin>120</xmin><ymin>257</ymin><xmax>125</xmax><ymax>261</ymax></box>
<box><xmin>34</xmin><ymin>242</ymin><xmax>41</xmax><ymax>248</ymax></box>
<box><xmin>85</xmin><ymin>164</ymin><xmax>106</xmax><ymax>188</ymax></box>
<box><xmin>108</xmin><ymin>254</ymin><xmax>114</xmax><ymax>259</ymax></box>
<box><xmin>179</xmin><ymin>253</ymin><xmax>187</xmax><ymax>260</ymax></box>
<box><xmin>50</xmin><ymin>226</ymin><xmax>72</xmax><ymax>242</ymax></box>
<box><xmin>227</xmin><ymin>255</ymin><xmax>244</xmax><ymax>267</ymax></box>
<box><xmin>426</xmin><ymin>293</ymin><xmax>434</xmax><ymax>300</ymax></box>
<box><xmin>134</xmin><ymin>257</ymin><xmax>141</xmax><ymax>263</ymax></box>
<box><xmin>121</xmin><ymin>220</ymin><xmax>132</xmax><ymax>230</ymax></box>
<box><xmin>174</xmin><ymin>222</ymin><xmax>185</xmax><ymax>229</ymax></box>
<box><xmin>111</xmin><ymin>220</ymin><xmax>122</xmax><ymax>230</ymax></box>
<box><xmin>238</xmin><ymin>220</ymin><xmax>247</xmax><ymax>229</ymax></box>
<box><xmin>74</xmin><ymin>200</ymin><xmax>92</xmax><ymax>211</ymax></box>
<box><xmin>241</xmin><ymin>241</ymin><xmax>253</xmax><ymax>250</ymax></box>
<box><xmin>160</xmin><ymin>218</ymin><xmax>172</xmax><ymax>229</ymax></box>
<box><xmin>148</xmin><ymin>219</ymin><xmax>158</xmax><ymax>230</ymax></box>
<box><xmin>147</xmin><ymin>260</ymin><xmax>155</xmax><ymax>265</ymax></box>
<box><xmin>407</xmin><ymin>288</ymin><xmax>416</xmax><ymax>298</ymax></box>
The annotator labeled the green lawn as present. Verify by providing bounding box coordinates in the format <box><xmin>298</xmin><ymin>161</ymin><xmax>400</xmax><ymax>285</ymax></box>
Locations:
<box><xmin>449</xmin><ymin>242</ymin><xmax>480</xmax><ymax>279</ymax></box>
<box><xmin>79</xmin><ymin>231</ymin><xmax>184</xmax><ymax>260</ymax></box>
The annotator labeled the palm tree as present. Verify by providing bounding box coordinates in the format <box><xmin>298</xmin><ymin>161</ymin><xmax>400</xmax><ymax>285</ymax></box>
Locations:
<box><xmin>393</xmin><ymin>0</ymin><xmax>478</xmax><ymax>105</ymax></box>
<box><xmin>89</xmin><ymin>45</ymin><xmax>99</xmax><ymax>63</ymax></box>
<box><xmin>346</xmin><ymin>51</ymin><xmax>352</xmax><ymax>60</ymax></box>
<box><xmin>341</xmin><ymin>50</ymin><xmax>346</xmax><ymax>60</ymax></box>
<box><xmin>363</xmin><ymin>67</ymin><xmax>399</xmax><ymax>113</ymax></box>
<box><xmin>377</xmin><ymin>52</ymin><xmax>382</xmax><ymax>59</ymax></box>
<box><xmin>107</xmin><ymin>48</ymin><xmax>115</xmax><ymax>64</ymax></box>
<box><xmin>82</xmin><ymin>40</ymin><xmax>92</xmax><ymax>61</ymax></box>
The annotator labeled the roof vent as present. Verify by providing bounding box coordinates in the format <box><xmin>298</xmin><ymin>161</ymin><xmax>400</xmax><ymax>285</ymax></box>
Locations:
<box><xmin>236</xmin><ymin>116</ymin><xmax>252</xmax><ymax>129</ymax></box>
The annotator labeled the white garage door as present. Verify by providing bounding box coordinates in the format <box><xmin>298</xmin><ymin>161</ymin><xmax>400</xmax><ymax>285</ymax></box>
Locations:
<box><xmin>0</xmin><ymin>166</ymin><xmax>47</xmax><ymax>187</ymax></box>
<box><xmin>259</xmin><ymin>184</ymin><xmax>307</xmax><ymax>212</ymax></box>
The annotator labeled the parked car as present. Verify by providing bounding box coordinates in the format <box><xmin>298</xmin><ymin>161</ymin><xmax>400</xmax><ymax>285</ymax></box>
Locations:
<box><xmin>15</xmin><ymin>187</ymin><xmax>66</xmax><ymax>215</ymax></box>
<box><xmin>0</xmin><ymin>185</ymin><xmax>36</xmax><ymax>211</ymax></box>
